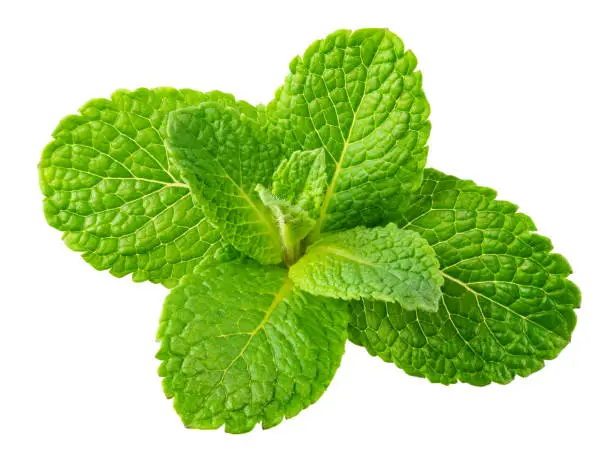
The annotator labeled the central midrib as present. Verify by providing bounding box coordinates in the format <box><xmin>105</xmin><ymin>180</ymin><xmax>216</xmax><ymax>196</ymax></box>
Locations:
<box><xmin>195</xmin><ymin>277</ymin><xmax>294</xmax><ymax>411</ymax></box>
<box><xmin>313</xmin><ymin>245</ymin><xmax>376</xmax><ymax>267</ymax></box>
<box><xmin>310</xmin><ymin>33</ymin><xmax>388</xmax><ymax>239</ymax></box>
<box><xmin>439</xmin><ymin>270</ymin><xmax>565</xmax><ymax>339</ymax></box>
<box><xmin>215</xmin><ymin>162</ymin><xmax>281</xmax><ymax>251</ymax></box>
<box><xmin>311</xmin><ymin>92</ymin><xmax>368</xmax><ymax>240</ymax></box>
<box><xmin>220</xmin><ymin>277</ymin><xmax>293</xmax><ymax>377</ymax></box>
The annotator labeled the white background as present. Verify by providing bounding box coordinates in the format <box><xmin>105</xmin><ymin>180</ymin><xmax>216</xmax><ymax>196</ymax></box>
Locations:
<box><xmin>1</xmin><ymin>1</ymin><xmax>611</xmax><ymax>466</ymax></box>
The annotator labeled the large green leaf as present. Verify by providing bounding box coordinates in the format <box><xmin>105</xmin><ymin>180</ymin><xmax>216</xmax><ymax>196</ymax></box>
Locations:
<box><xmin>290</xmin><ymin>224</ymin><xmax>443</xmax><ymax>311</ymax></box>
<box><xmin>157</xmin><ymin>260</ymin><xmax>348</xmax><ymax>433</ymax></box>
<box><xmin>269</xmin><ymin>28</ymin><xmax>431</xmax><ymax>237</ymax></box>
<box><xmin>39</xmin><ymin>88</ymin><xmax>243</xmax><ymax>287</ymax></box>
<box><xmin>348</xmin><ymin>169</ymin><xmax>580</xmax><ymax>385</ymax></box>
<box><xmin>166</xmin><ymin>103</ymin><xmax>284</xmax><ymax>265</ymax></box>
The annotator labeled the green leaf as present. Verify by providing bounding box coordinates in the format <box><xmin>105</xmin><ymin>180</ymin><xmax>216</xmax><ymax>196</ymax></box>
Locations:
<box><xmin>289</xmin><ymin>224</ymin><xmax>443</xmax><ymax>311</ymax></box>
<box><xmin>39</xmin><ymin>88</ymin><xmax>243</xmax><ymax>287</ymax></box>
<box><xmin>156</xmin><ymin>260</ymin><xmax>348</xmax><ymax>433</ymax></box>
<box><xmin>269</xmin><ymin>28</ymin><xmax>431</xmax><ymax>237</ymax></box>
<box><xmin>166</xmin><ymin>103</ymin><xmax>284</xmax><ymax>265</ymax></box>
<box><xmin>271</xmin><ymin>148</ymin><xmax>327</xmax><ymax>219</ymax></box>
<box><xmin>348</xmin><ymin>169</ymin><xmax>581</xmax><ymax>385</ymax></box>
<box><xmin>255</xmin><ymin>185</ymin><xmax>316</xmax><ymax>264</ymax></box>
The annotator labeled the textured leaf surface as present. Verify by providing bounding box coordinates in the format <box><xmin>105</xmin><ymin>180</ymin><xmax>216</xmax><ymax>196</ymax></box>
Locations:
<box><xmin>348</xmin><ymin>169</ymin><xmax>580</xmax><ymax>385</ymax></box>
<box><xmin>271</xmin><ymin>148</ymin><xmax>327</xmax><ymax>219</ymax></box>
<box><xmin>290</xmin><ymin>224</ymin><xmax>443</xmax><ymax>311</ymax></box>
<box><xmin>269</xmin><ymin>28</ymin><xmax>431</xmax><ymax>236</ymax></box>
<box><xmin>39</xmin><ymin>88</ymin><xmax>244</xmax><ymax>287</ymax></box>
<box><xmin>166</xmin><ymin>103</ymin><xmax>283</xmax><ymax>265</ymax></box>
<box><xmin>157</xmin><ymin>261</ymin><xmax>348</xmax><ymax>433</ymax></box>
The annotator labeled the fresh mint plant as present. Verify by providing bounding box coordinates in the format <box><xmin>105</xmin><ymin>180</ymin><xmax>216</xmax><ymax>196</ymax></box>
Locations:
<box><xmin>39</xmin><ymin>28</ymin><xmax>580</xmax><ymax>433</ymax></box>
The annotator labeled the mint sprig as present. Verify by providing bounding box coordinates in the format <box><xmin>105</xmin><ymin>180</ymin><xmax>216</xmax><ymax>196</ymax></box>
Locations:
<box><xmin>39</xmin><ymin>28</ymin><xmax>580</xmax><ymax>433</ymax></box>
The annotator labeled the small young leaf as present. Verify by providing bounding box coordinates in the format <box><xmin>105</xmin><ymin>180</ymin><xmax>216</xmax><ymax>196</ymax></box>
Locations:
<box><xmin>157</xmin><ymin>260</ymin><xmax>348</xmax><ymax>434</ymax></box>
<box><xmin>289</xmin><ymin>224</ymin><xmax>443</xmax><ymax>311</ymax></box>
<box><xmin>166</xmin><ymin>103</ymin><xmax>284</xmax><ymax>265</ymax></box>
<box><xmin>39</xmin><ymin>88</ymin><xmax>243</xmax><ymax>287</ymax></box>
<box><xmin>271</xmin><ymin>148</ymin><xmax>327</xmax><ymax>219</ymax></box>
<box><xmin>269</xmin><ymin>28</ymin><xmax>431</xmax><ymax>237</ymax></box>
<box><xmin>255</xmin><ymin>185</ymin><xmax>316</xmax><ymax>264</ymax></box>
<box><xmin>348</xmin><ymin>169</ymin><xmax>581</xmax><ymax>385</ymax></box>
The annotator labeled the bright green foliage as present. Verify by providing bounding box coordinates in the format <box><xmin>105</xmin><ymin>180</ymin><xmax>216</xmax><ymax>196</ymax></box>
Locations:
<box><xmin>290</xmin><ymin>224</ymin><xmax>443</xmax><ymax>311</ymax></box>
<box><xmin>271</xmin><ymin>148</ymin><xmax>328</xmax><ymax>219</ymax></box>
<box><xmin>255</xmin><ymin>185</ymin><xmax>316</xmax><ymax>264</ymax></box>
<box><xmin>269</xmin><ymin>28</ymin><xmax>431</xmax><ymax>236</ymax></box>
<box><xmin>348</xmin><ymin>169</ymin><xmax>580</xmax><ymax>385</ymax></box>
<box><xmin>166</xmin><ymin>103</ymin><xmax>284</xmax><ymax>265</ymax></box>
<box><xmin>39</xmin><ymin>88</ymin><xmax>243</xmax><ymax>287</ymax></box>
<box><xmin>39</xmin><ymin>28</ymin><xmax>581</xmax><ymax>432</ymax></box>
<box><xmin>157</xmin><ymin>260</ymin><xmax>348</xmax><ymax>433</ymax></box>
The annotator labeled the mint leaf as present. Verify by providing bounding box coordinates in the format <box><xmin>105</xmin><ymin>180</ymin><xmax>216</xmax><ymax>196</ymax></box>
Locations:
<box><xmin>255</xmin><ymin>185</ymin><xmax>316</xmax><ymax>264</ymax></box>
<box><xmin>166</xmin><ymin>103</ymin><xmax>284</xmax><ymax>265</ymax></box>
<box><xmin>157</xmin><ymin>260</ymin><xmax>348</xmax><ymax>433</ymax></box>
<box><xmin>269</xmin><ymin>28</ymin><xmax>431</xmax><ymax>237</ymax></box>
<box><xmin>348</xmin><ymin>169</ymin><xmax>580</xmax><ymax>385</ymax></box>
<box><xmin>289</xmin><ymin>224</ymin><xmax>443</xmax><ymax>311</ymax></box>
<box><xmin>271</xmin><ymin>148</ymin><xmax>327</xmax><ymax>219</ymax></box>
<box><xmin>39</xmin><ymin>88</ymin><xmax>243</xmax><ymax>287</ymax></box>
